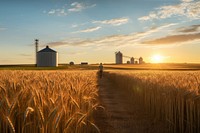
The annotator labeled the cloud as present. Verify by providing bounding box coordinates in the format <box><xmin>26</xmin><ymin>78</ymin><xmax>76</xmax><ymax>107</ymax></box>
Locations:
<box><xmin>73</xmin><ymin>26</ymin><xmax>101</xmax><ymax>33</ymax></box>
<box><xmin>138</xmin><ymin>12</ymin><xmax>158</xmax><ymax>21</ymax></box>
<box><xmin>68</xmin><ymin>2</ymin><xmax>85</xmax><ymax>12</ymax></box>
<box><xmin>68</xmin><ymin>2</ymin><xmax>96</xmax><ymax>13</ymax></box>
<box><xmin>71</xmin><ymin>24</ymin><xmax>78</xmax><ymax>28</ymax></box>
<box><xmin>71</xmin><ymin>22</ymin><xmax>89</xmax><ymax>28</ymax></box>
<box><xmin>93</xmin><ymin>17</ymin><xmax>129</xmax><ymax>26</ymax></box>
<box><xmin>47</xmin><ymin>23</ymin><xmax>178</xmax><ymax>48</ymax></box>
<box><xmin>138</xmin><ymin>0</ymin><xmax>200</xmax><ymax>21</ymax></box>
<box><xmin>46</xmin><ymin>33</ymin><xmax>154</xmax><ymax>49</ymax></box>
<box><xmin>0</xmin><ymin>27</ymin><xmax>6</xmax><ymax>31</ymax></box>
<box><xmin>48</xmin><ymin>10</ymin><xmax>55</xmax><ymax>14</ymax></box>
<box><xmin>134</xmin><ymin>23</ymin><xmax>178</xmax><ymax>39</ymax></box>
<box><xmin>47</xmin><ymin>39</ymin><xmax>94</xmax><ymax>47</ymax></box>
<box><xmin>46</xmin><ymin>2</ymin><xmax>95</xmax><ymax>16</ymax></box>
<box><xmin>68</xmin><ymin>2</ymin><xmax>96</xmax><ymax>12</ymax></box>
<box><xmin>66</xmin><ymin>51</ymin><xmax>86</xmax><ymax>56</ymax></box>
<box><xmin>19</xmin><ymin>54</ymin><xmax>31</xmax><ymax>57</ymax></box>
<box><xmin>176</xmin><ymin>25</ymin><xmax>200</xmax><ymax>33</ymax></box>
<box><xmin>142</xmin><ymin>33</ymin><xmax>200</xmax><ymax>45</ymax></box>
<box><xmin>48</xmin><ymin>9</ymin><xmax>67</xmax><ymax>16</ymax></box>
<box><xmin>181</xmin><ymin>0</ymin><xmax>193</xmax><ymax>2</ymax></box>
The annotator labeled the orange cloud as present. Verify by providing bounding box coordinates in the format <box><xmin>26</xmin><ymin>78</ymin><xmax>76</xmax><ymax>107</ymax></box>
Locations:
<box><xmin>176</xmin><ymin>25</ymin><xmax>200</xmax><ymax>33</ymax></box>
<box><xmin>142</xmin><ymin>33</ymin><xmax>200</xmax><ymax>45</ymax></box>
<box><xmin>46</xmin><ymin>23</ymin><xmax>178</xmax><ymax>48</ymax></box>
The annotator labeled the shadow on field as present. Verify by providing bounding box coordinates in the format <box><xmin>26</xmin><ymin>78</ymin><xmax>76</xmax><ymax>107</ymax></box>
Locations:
<box><xmin>93</xmin><ymin>71</ymin><xmax>169</xmax><ymax>133</ymax></box>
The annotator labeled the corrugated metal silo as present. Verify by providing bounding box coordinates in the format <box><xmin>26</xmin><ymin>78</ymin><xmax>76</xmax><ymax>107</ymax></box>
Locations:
<box><xmin>130</xmin><ymin>57</ymin><xmax>134</xmax><ymax>64</ymax></box>
<box><xmin>37</xmin><ymin>46</ymin><xmax>58</xmax><ymax>67</ymax></box>
<box><xmin>139</xmin><ymin>57</ymin><xmax>143</xmax><ymax>64</ymax></box>
<box><xmin>115</xmin><ymin>51</ymin><xmax>123</xmax><ymax>64</ymax></box>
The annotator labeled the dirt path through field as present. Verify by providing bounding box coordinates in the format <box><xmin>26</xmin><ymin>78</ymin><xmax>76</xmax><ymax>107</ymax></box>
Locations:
<box><xmin>94</xmin><ymin>74</ymin><xmax>168</xmax><ymax>133</ymax></box>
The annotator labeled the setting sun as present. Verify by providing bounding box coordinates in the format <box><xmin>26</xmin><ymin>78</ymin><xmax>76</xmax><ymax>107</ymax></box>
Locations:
<box><xmin>151</xmin><ymin>54</ymin><xmax>164</xmax><ymax>63</ymax></box>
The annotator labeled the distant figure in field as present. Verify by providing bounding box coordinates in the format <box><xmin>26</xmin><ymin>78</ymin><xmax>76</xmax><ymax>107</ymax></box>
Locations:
<box><xmin>99</xmin><ymin>63</ymin><xmax>103</xmax><ymax>78</ymax></box>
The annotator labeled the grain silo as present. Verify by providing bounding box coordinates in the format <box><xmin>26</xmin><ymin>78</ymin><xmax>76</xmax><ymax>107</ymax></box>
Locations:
<box><xmin>139</xmin><ymin>57</ymin><xmax>143</xmax><ymax>64</ymax></box>
<box><xmin>115</xmin><ymin>51</ymin><xmax>123</xmax><ymax>64</ymax></box>
<box><xmin>130</xmin><ymin>57</ymin><xmax>134</xmax><ymax>64</ymax></box>
<box><xmin>37</xmin><ymin>46</ymin><xmax>58</xmax><ymax>67</ymax></box>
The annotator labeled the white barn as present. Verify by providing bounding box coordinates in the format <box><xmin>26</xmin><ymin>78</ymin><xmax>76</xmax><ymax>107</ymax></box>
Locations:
<box><xmin>37</xmin><ymin>46</ymin><xmax>58</xmax><ymax>67</ymax></box>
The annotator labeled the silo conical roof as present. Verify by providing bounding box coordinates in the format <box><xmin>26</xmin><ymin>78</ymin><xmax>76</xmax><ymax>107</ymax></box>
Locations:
<box><xmin>38</xmin><ymin>46</ymin><xmax>56</xmax><ymax>53</ymax></box>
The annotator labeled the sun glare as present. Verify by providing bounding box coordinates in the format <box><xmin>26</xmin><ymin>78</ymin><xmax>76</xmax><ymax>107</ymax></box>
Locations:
<box><xmin>151</xmin><ymin>54</ymin><xmax>164</xmax><ymax>63</ymax></box>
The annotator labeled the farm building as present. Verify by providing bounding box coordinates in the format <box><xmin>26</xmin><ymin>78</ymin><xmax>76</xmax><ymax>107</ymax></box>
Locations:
<box><xmin>115</xmin><ymin>51</ymin><xmax>145</xmax><ymax>64</ymax></box>
<box><xmin>115</xmin><ymin>51</ymin><xmax>123</xmax><ymax>64</ymax></box>
<box><xmin>130</xmin><ymin>57</ymin><xmax>134</xmax><ymax>64</ymax></box>
<box><xmin>37</xmin><ymin>46</ymin><xmax>58</xmax><ymax>67</ymax></box>
<box><xmin>81</xmin><ymin>62</ymin><xmax>88</xmax><ymax>65</ymax></box>
<box><xmin>139</xmin><ymin>57</ymin><xmax>144</xmax><ymax>64</ymax></box>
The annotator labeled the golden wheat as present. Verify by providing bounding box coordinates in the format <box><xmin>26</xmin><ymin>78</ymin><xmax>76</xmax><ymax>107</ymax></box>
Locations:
<box><xmin>0</xmin><ymin>70</ymin><xmax>99</xmax><ymax>133</ymax></box>
<box><xmin>106</xmin><ymin>70</ymin><xmax>200</xmax><ymax>133</ymax></box>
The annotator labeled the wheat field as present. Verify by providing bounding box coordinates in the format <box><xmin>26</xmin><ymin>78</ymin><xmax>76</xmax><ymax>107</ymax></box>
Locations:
<box><xmin>106</xmin><ymin>70</ymin><xmax>200</xmax><ymax>133</ymax></box>
<box><xmin>1</xmin><ymin>70</ymin><xmax>200</xmax><ymax>133</ymax></box>
<box><xmin>0</xmin><ymin>70</ymin><xmax>100</xmax><ymax>133</ymax></box>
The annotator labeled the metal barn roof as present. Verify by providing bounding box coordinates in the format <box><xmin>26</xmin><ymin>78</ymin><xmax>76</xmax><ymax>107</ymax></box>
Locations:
<box><xmin>38</xmin><ymin>46</ymin><xmax>56</xmax><ymax>53</ymax></box>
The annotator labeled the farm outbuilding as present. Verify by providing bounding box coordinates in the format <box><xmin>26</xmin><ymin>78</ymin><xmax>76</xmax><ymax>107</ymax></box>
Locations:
<box><xmin>37</xmin><ymin>46</ymin><xmax>58</xmax><ymax>67</ymax></box>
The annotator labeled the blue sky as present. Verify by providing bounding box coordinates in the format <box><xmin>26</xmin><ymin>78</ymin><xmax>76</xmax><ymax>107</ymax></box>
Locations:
<box><xmin>0</xmin><ymin>0</ymin><xmax>200</xmax><ymax>64</ymax></box>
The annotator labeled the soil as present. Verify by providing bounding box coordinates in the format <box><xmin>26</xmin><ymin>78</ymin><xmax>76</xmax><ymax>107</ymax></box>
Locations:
<box><xmin>94</xmin><ymin>75</ymin><xmax>169</xmax><ymax>133</ymax></box>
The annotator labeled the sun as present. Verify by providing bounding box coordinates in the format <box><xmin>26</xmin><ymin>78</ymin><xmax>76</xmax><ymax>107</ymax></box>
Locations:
<box><xmin>151</xmin><ymin>54</ymin><xmax>164</xmax><ymax>63</ymax></box>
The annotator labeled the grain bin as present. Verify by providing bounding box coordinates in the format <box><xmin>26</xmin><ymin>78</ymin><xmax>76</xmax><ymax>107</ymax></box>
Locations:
<box><xmin>130</xmin><ymin>57</ymin><xmax>134</xmax><ymax>64</ymax></box>
<box><xmin>115</xmin><ymin>51</ymin><xmax>123</xmax><ymax>64</ymax></box>
<box><xmin>139</xmin><ymin>57</ymin><xmax>143</xmax><ymax>64</ymax></box>
<box><xmin>37</xmin><ymin>46</ymin><xmax>58</xmax><ymax>67</ymax></box>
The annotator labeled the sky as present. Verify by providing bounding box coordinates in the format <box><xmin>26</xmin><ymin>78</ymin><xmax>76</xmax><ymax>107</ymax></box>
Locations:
<box><xmin>0</xmin><ymin>0</ymin><xmax>200</xmax><ymax>64</ymax></box>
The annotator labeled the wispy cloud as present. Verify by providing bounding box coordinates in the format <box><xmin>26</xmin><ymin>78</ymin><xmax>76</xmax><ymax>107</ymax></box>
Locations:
<box><xmin>93</xmin><ymin>17</ymin><xmax>129</xmax><ymax>26</ymax></box>
<box><xmin>68</xmin><ymin>2</ymin><xmax>96</xmax><ymax>12</ymax></box>
<box><xmin>47</xmin><ymin>39</ymin><xmax>94</xmax><ymax>47</ymax></box>
<box><xmin>142</xmin><ymin>24</ymin><xmax>200</xmax><ymax>45</ymax></box>
<box><xmin>19</xmin><ymin>54</ymin><xmax>31</xmax><ymax>57</ymax></box>
<box><xmin>181</xmin><ymin>0</ymin><xmax>193</xmax><ymax>2</ymax></box>
<box><xmin>46</xmin><ymin>2</ymin><xmax>96</xmax><ymax>16</ymax></box>
<box><xmin>46</xmin><ymin>33</ymin><xmax>150</xmax><ymax>48</ymax></box>
<box><xmin>66</xmin><ymin>51</ymin><xmax>86</xmax><ymax>56</ymax></box>
<box><xmin>73</xmin><ymin>26</ymin><xmax>101</xmax><ymax>33</ymax></box>
<box><xmin>71</xmin><ymin>24</ymin><xmax>78</xmax><ymax>28</ymax></box>
<box><xmin>176</xmin><ymin>25</ymin><xmax>200</xmax><ymax>33</ymax></box>
<box><xmin>0</xmin><ymin>27</ymin><xmax>6</xmax><ymax>31</ymax></box>
<box><xmin>47</xmin><ymin>23</ymin><xmax>178</xmax><ymax>48</ymax></box>
<box><xmin>138</xmin><ymin>0</ymin><xmax>200</xmax><ymax>21</ymax></box>
<box><xmin>142</xmin><ymin>33</ymin><xmax>200</xmax><ymax>45</ymax></box>
<box><xmin>48</xmin><ymin>9</ymin><xmax>67</xmax><ymax>16</ymax></box>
